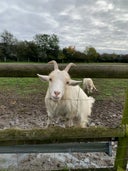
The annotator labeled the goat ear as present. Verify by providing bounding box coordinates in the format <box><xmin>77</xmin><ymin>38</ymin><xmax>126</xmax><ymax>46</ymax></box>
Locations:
<box><xmin>37</xmin><ymin>74</ymin><xmax>49</xmax><ymax>81</ymax></box>
<box><xmin>68</xmin><ymin>80</ymin><xmax>82</xmax><ymax>86</ymax></box>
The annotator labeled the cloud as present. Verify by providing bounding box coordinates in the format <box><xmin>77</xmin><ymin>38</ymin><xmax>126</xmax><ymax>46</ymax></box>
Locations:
<box><xmin>0</xmin><ymin>0</ymin><xmax>128</xmax><ymax>53</ymax></box>
<box><xmin>96</xmin><ymin>0</ymin><xmax>114</xmax><ymax>11</ymax></box>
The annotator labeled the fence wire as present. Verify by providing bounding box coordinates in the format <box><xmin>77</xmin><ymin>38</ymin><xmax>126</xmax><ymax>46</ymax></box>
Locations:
<box><xmin>0</xmin><ymin>77</ymin><xmax>127</xmax><ymax>170</ymax></box>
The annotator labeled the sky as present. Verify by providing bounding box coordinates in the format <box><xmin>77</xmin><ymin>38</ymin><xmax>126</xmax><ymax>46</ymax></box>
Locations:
<box><xmin>0</xmin><ymin>0</ymin><xmax>128</xmax><ymax>54</ymax></box>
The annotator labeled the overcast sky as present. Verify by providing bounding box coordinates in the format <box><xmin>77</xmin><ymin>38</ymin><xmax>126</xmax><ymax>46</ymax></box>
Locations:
<box><xmin>0</xmin><ymin>0</ymin><xmax>128</xmax><ymax>54</ymax></box>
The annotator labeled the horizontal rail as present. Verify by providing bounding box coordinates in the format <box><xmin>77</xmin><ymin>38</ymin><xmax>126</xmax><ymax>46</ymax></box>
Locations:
<box><xmin>0</xmin><ymin>63</ymin><xmax>128</xmax><ymax>78</ymax></box>
<box><xmin>0</xmin><ymin>126</ymin><xmax>125</xmax><ymax>145</ymax></box>
<box><xmin>0</xmin><ymin>142</ymin><xmax>112</xmax><ymax>155</ymax></box>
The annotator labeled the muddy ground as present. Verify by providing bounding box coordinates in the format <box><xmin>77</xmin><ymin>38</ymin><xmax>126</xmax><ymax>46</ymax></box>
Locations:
<box><xmin>0</xmin><ymin>90</ymin><xmax>124</xmax><ymax>129</ymax></box>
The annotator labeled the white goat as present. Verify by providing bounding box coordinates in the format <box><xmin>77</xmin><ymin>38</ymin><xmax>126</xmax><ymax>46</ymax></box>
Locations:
<box><xmin>37</xmin><ymin>61</ymin><xmax>95</xmax><ymax>128</ymax></box>
<box><xmin>83</xmin><ymin>78</ymin><xmax>97</xmax><ymax>94</ymax></box>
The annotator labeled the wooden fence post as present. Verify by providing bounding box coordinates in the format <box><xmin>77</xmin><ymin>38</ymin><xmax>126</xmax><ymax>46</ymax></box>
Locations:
<box><xmin>114</xmin><ymin>90</ymin><xmax>128</xmax><ymax>171</ymax></box>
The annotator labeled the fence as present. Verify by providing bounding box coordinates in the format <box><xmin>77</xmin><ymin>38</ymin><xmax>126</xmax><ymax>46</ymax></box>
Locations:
<box><xmin>0</xmin><ymin>64</ymin><xmax>128</xmax><ymax>170</ymax></box>
<box><xmin>0</xmin><ymin>63</ymin><xmax>128</xmax><ymax>78</ymax></box>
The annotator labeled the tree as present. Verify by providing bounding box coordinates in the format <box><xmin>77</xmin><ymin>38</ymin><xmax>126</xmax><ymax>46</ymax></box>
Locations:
<box><xmin>34</xmin><ymin>34</ymin><xmax>59</xmax><ymax>62</ymax></box>
<box><xmin>16</xmin><ymin>41</ymin><xmax>27</xmax><ymax>61</ymax></box>
<box><xmin>99</xmin><ymin>53</ymin><xmax>118</xmax><ymax>62</ymax></box>
<box><xmin>48</xmin><ymin>34</ymin><xmax>59</xmax><ymax>60</ymax></box>
<box><xmin>63</xmin><ymin>46</ymin><xmax>76</xmax><ymax>62</ymax></box>
<box><xmin>0</xmin><ymin>43</ymin><xmax>4</xmax><ymax>61</ymax></box>
<box><xmin>73</xmin><ymin>51</ymin><xmax>87</xmax><ymax>62</ymax></box>
<box><xmin>0</xmin><ymin>30</ymin><xmax>17</xmax><ymax>61</ymax></box>
<box><xmin>24</xmin><ymin>41</ymin><xmax>38</xmax><ymax>62</ymax></box>
<box><xmin>58</xmin><ymin>50</ymin><xmax>66</xmax><ymax>62</ymax></box>
<box><xmin>84</xmin><ymin>46</ymin><xmax>99</xmax><ymax>62</ymax></box>
<box><xmin>15</xmin><ymin>41</ymin><xmax>38</xmax><ymax>62</ymax></box>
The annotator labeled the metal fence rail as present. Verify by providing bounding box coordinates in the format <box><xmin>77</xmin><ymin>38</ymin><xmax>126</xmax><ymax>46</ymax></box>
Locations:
<box><xmin>0</xmin><ymin>142</ymin><xmax>112</xmax><ymax>155</ymax></box>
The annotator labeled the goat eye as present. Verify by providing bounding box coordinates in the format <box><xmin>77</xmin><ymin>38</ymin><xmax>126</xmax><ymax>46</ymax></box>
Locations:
<box><xmin>66</xmin><ymin>81</ymin><xmax>69</xmax><ymax>84</ymax></box>
<box><xmin>49</xmin><ymin>78</ymin><xmax>52</xmax><ymax>82</ymax></box>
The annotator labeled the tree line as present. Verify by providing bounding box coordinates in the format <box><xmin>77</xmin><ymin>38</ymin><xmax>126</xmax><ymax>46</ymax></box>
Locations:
<box><xmin>0</xmin><ymin>30</ymin><xmax>128</xmax><ymax>63</ymax></box>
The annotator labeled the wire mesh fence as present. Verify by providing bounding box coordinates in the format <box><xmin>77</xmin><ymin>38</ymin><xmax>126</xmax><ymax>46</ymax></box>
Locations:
<box><xmin>0</xmin><ymin>77</ymin><xmax>127</xmax><ymax>170</ymax></box>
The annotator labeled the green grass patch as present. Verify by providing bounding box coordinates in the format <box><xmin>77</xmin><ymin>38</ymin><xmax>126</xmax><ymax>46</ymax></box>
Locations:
<box><xmin>0</xmin><ymin>77</ymin><xmax>47</xmax><ymax>96</ymax></box>
<box><xmin>92</xmin><ymin>78</ymin><xmax>128</xmax><ymax>100</ymax></box>
<box><xmin>0</xmin><ymin>77</ymin><xmax>127</xmax><ymax>100</ymax></box>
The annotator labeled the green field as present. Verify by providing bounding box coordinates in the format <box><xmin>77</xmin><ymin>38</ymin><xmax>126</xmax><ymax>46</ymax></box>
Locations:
<box><xmin>0</xmin><ymin>77</ymin><xmax>128</xmax><ymax>100</ymax></box>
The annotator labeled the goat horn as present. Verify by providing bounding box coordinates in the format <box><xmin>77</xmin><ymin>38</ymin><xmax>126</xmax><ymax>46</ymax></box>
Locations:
<box><xmin>64</xmin><ymin>63</ymin><xmax>76</xmax><ymax>72</ymax></box>
<box><xmin>48</xmin><ymin>60</ymin><xmax>58</xmax><ymax>70</ymax></box>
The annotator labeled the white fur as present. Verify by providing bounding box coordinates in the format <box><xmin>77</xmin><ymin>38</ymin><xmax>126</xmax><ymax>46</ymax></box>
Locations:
<box><xmin>83</xmin><ymin>78</ymin><xmax>97</xmax><ymax>94</ymax></box>
<box><xmin>37</xmin><ymin>61</ymin><xmax>95</xmax><ymax>128</ymax></box>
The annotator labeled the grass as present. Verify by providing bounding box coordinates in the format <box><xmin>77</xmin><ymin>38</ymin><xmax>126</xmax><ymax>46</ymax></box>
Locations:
<box><xmin>0</xmin><ymin>77</ymin><xmax>47</xmax><ymax>95</ymax></box>
<box><xmin>0</xmin><ymin>77</ymin><xmax>128</xmax><ymax>100</ymax></box>
<box><xmin>92</xmin><ymin>78</ymin><xmax>128</xmax><ymax>100</ymax></box>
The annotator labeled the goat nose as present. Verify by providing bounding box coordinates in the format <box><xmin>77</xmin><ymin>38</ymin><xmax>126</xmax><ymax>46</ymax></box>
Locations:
<box><xmin>54</xmin><ymin>91</ymin><xmax>60</xmax><ymax>96</ymax></box>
